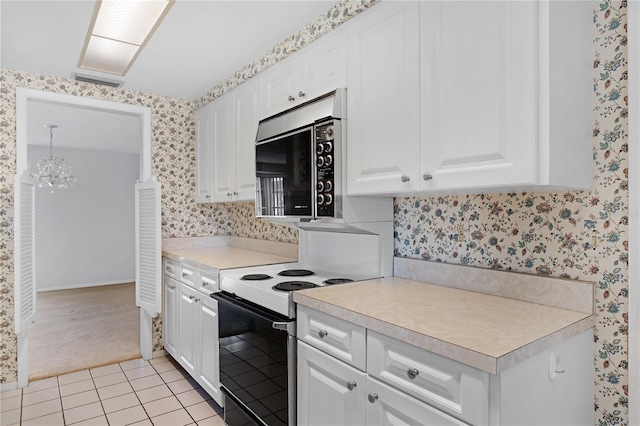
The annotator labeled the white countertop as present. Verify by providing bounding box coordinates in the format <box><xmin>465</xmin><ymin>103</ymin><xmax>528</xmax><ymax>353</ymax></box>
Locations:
<box><xmin>162</xmin><ymin>246</ymin><xmax>297</xmax><ymax>271</ymax></box>
<box><xmin>293</xmin><ymin>277</ymin><xmax>594</xmax><ymax>374</ymax></box>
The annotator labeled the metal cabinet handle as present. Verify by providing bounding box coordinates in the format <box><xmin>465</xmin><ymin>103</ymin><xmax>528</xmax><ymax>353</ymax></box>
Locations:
<box><xmin>288</xmin><ymin>95</ymin><xmax>295</xmax><ymax>102</ymax></box>
<box><xmin>205</xmin><ymin>194</ymin><xmax>211</xmax><ymax>199</ymax></box>
<box><xmin>298</xmin><ymin>91</ymin><xmax>306</xmax><ymax>98</ymax></box>
<box><xmin>189</xmin><ymin>295</ymin><xmax>195</xmax><ymax>301</ymax></box>
<box><xmin>182</xmin><ymin>271</ymin><xmax>190</xmax><ymax>277</ymax></box>
<box><xmin>423</xmin><ymin>172</ymin><xmax>433</xmax><ymax>181</ymax></box>
<box><xmin>227</xmin><ymin>192</ymin><xmax>232</xmax><ymax>196</ymax></box>
<box><xmin>194</xmin><ymin>298</ymin><xmax>200</xmax><ymax>303</ymax></box>
<box><xmin>368</xmin><ymin>393</ymin><xmax>378</xmax><ymax>403</ymax></box>
<box><xmin>401</xmin><ymin>174</ymin><xmax>410</xmax><ymax>182</ymax></box>
<box><xmin>233</xmin><ymin>191</ymin><xmax>238</xmax><ymax>196</ymax></box>
<box><xmin>407</xmin><ymin>368</ymin><xmax>420</xmax><ymax>379</ymax></box>
<box><xmin>346</xmin><ymin>381</ymin><xmax>357</xmax><ymax>391</ymax></box>
<box><xmin>318</xmin><ymin>330</ymin><xmax>328</xmax><ymax>339</ymax></box>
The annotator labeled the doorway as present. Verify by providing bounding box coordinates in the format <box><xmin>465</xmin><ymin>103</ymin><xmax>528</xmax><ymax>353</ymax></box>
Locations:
<box><xmin>15</xmin><ymin>88</ymin><xmax>154</xmax><ymax>386</ymax></box>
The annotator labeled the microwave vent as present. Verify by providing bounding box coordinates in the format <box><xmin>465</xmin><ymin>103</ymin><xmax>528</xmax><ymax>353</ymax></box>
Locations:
<box><xmin>71</xmin><ymin>72</ymin><xmax>124</xmax><ymax>88</ymax></box>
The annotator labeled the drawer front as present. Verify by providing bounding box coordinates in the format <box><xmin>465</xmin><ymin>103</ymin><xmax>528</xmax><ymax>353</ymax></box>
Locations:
<box><xmin>367</xmin><ymin>331</ymin><xmax>488</xmax><ymax>425</ymax></box>
<box><xmin>366</xmin><ymin>376</ymin><xmax>470</xmax><ymax>426</ymax></box>
<box><xmin>297</xmin><ymin>306</ymin><xmax>366</xmax><ymax>371</ymax></box>
<box><xmin>163</xmin><ymin>258</ymin><xmax>178</xmax><ymax>279</ymax></box>
<box><xmin>178</xmin><ymin>264</ymin><xmax>199</xmax><ymax>287</ymax></box>
<box><xmin>199</xmin><ymin>270</ymin><xmax>219</xmax><ymax>293</ymax></box>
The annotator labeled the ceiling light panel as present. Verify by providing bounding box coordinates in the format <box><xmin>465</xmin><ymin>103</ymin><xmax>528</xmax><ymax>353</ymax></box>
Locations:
<box><xmin>93</xmin><ymin>1</ymin><xmax>169</xmax><ymax>45</ymax></box>
<box><xmin>79</xmin><ymin>0</ymin><xmax>173</xmax><ymax>76</ymax></box>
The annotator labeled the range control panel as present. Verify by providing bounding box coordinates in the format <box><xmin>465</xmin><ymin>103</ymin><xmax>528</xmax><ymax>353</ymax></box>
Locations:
<box><xmin>315</xmin><ymin>121</ymin><xmax>335</xmax><ymax>217</ymax></box>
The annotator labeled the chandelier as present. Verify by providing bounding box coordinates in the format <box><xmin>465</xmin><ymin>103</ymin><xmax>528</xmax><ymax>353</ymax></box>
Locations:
<box><xmin>32</xmin><ymin>124</ymin><xmax>76</xmax><ymax>193</ymax></box>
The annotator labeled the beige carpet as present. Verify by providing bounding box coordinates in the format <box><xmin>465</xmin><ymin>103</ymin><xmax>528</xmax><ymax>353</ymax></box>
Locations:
<box><xmin>29</xmin><ymin>283</ymin><xmax>141</xmax><ymax>380</ymax></box>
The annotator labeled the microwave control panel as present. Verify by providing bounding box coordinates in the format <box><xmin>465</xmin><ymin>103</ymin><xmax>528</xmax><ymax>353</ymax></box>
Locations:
<box><xmin>315</xmin><ymin>121</ymin><xmax>335</xmax><ymax>217</ymax></box>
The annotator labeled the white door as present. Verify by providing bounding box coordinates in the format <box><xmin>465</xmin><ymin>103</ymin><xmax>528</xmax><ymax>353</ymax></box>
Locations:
<box><xmin>419</xmin><ymin>1</ymin><xmax>537</xmax><ymax>191</ymax></box>
<box><xmin>297</xmin><ymin>341</ymin><xmax>367</xmax><ymax>426</ymax></box>
<box><xmin>177</xmin><ymin>283</ymin><xmax>197</xmax><ymax>376</ymax></box>
<box><xmin>135</xmin><ymin>177</ymin><xmax>161</xmax><ymax>317</ymax></box>
<box><xmin>234</xmin><ymin>77</ymin><xmax>262</xmax><ymax>202</ymax></box>
<box><xmin>211</xmin><ymin>92</ymin><xmax>236</xmax><ymax>202</ymax></box>
<box><xmin>196</xmin><ymin>295</ymin><xmax>222</xmax><ymax>406</ymax></box>
<box><xmin>195</xmin><ymin>103</ymin><xmax>214</xmax><ymax>202</ymax></box>
<box><xmin>14</xmin><ymin>171</ymin><xmax>36</xmax><ymax>334</ymax></box>
<box><xmin>366</xmin><ymin>377</ymin><xmax>469</xmax><ymax>425</ymax></box>
<box><xmin>262</xmin><ymin>56</ymin><xmax>298</xmax><ymax>117</ymax></box>
<box><xmin>346</xmin><ymin>0</ymin><xmax>420</xmax><ymax>195</ymax></box>
<box><xmin>296</xmin><ymin>28</ymin><xmax>347</xmax><ymax>101</ymax></box>
<box><xmin>162</xmin><ymin>276</ymin><xmax>179</xmax><ymax>357</ymax></box>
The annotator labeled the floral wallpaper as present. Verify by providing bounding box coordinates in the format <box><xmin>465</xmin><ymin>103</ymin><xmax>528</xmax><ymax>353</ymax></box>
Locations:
<box><xmin>394</xmin><ymin>2</ymin><xmax>629</xmax><ymax>424</ymax></box>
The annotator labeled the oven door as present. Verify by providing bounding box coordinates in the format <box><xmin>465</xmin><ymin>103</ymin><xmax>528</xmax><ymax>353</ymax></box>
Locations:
<box><xmin>256</xmin><ymin>126</ymin><xmax>313</xmax><ymax>218</ymax></box>
<box><xmin>211</xmin><ymin>291</ymin><xmax>296</xmax><ymax>426</ymax></box>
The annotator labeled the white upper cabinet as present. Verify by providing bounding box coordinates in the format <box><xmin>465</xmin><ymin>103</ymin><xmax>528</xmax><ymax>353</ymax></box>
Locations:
<box><xmin>263</xmin><ymin>28</ymin><xmax>347</xmax><ymax>118</ymax></box>
<box><xmin>195</xmin><ymin>103</ymin><xmax>214</xmax><ymax>202</ymax></box>
<box><xmin>346</xmin><ymin>1</ymin><xmax>421</xmax><ymax>194</ymax></box>
<box><xmin>196</xmin><ymin>76</ymin><xmax>262</xmax><ymax>203</ymax></box>
<box><xmin>234</xmin><ymin>77</ymin><xmax>262</xmax><ymax>201</ymax></box>
<box><xmin>346</xmin><ymin>0</ymin><xmax>593</xmax><ymax>196</ymax></box>
<box><xmin>211</xmin><ymin>91</ymin><xmax>235</xmax><ymax>201</ymax></box>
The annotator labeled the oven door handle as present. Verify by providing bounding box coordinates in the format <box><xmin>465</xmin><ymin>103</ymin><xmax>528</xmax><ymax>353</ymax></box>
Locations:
<box><xmin>273</xmin><ymin>321</ymin><xmax>296</xmax><ymax>337</ymax></box>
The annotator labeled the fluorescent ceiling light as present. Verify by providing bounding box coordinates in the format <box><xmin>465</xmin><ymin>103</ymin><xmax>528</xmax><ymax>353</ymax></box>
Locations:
<box><xmin>79</xmin><ymin>0</ymin><xmax>174</xmax><ymax>76</ymax></box>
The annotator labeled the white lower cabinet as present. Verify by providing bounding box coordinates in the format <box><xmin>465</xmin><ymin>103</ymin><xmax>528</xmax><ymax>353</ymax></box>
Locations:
<box><xmin>297</xmin><ymin>341</ymin><xmax>366</xmax><ymax>426</ymax></box>
<box><xmin>162</xmin><ymin>258</ymin><xmax>223</xmax><ymax>406</ymax></box>
<box><xmin>297</xmin><ymin>305</ymin><xmax>593</xmax><ymax>426</ymax></box>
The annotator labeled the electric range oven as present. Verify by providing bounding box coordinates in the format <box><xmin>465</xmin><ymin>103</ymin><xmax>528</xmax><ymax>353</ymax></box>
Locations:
<box><xmin>210</xmin><ymin>230</ymin><xmax>389</xmax><ymax>426</ymax></box>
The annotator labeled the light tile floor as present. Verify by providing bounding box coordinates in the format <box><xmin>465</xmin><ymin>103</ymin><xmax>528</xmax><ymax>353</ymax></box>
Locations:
<box><xmin>0</xmin><ymin>356</ymin><xmax>224</xmax><ymax>426</ymax></box>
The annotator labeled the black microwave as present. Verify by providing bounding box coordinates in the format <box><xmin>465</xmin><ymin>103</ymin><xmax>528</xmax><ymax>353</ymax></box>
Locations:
<box><xmin>255</xmin><ymin>90</ymin><xmax>344</xmax><ymax>220</ymax></box>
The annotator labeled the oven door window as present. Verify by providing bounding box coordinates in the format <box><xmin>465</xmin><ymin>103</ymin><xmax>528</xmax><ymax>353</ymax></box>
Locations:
<box><xmin>256</xmin><ymin>127</ymin><xmax>312</xmax><ymax>217</ymax></box>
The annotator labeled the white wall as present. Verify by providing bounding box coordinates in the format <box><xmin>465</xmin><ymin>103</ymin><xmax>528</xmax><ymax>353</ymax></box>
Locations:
<box><xmin>29</xmin><ymin>146</ymin><xmax>139</xmax><ymax>291</ymax></box>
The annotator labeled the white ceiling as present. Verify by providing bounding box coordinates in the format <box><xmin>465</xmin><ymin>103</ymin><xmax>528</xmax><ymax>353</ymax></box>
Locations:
<box><xmin>1</xmin><ymin>0</ymin><xmax>336</xmax><ymax>100</ymax></box>
<box><xmin>4</xmin><ymin>0</ymin><xmax>337</xmax><ymax>153</ymax></box>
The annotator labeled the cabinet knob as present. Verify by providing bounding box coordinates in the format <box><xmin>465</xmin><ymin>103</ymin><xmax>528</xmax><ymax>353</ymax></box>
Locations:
<box><xmin>227</xmin><ymin>192</ymin><xmax>232</xmax><ymax>197</ymax></box>
<box><xmin>400</xmin><ymin>174</ymin><xmax>410</xmax><ymax>183</ymax></box>
<box><xmin>288</xmin><ymin>95</ymin><xmax>295</xmax><ymax>102</ymax></box>
<box><xmin>346</xmin><ymin>381</ymin><xmax>357</xmax><ymax>391</ymax></box>
<box><xmin>189</xmin><ymin>295</ymin><xmax>195</xmax><ymax>301</ymax></box>
<box><xmin>407</xmin><ymin>368</ymin><xmax>419</xmax><ymax>380</ymax></box>
<box><xmin>205</xmin><ymin>194</ymin><xmax>211</xmax><ymax>199</ymax></box>
<box><xmin>318</xmin><ymin>330</ymin><xmax>328</xmax><ymax>339</ymax></box>
<box><xmin>298</xmin><ymin>91</ymin><xmax>306</xmax><ymax>98</ymax></box>
<box><xmin>367</xmin><ymin>393</ymin><xmax>378</xmax><ymax>404</ymax></box>
<box><xmin>194</xmin><ymin>298</ymin><xmax>200</xmax><ymax>303</ymax></box>
<box><xmin>423</xmin><ymin>172</ymin><xmax>433</xmax><ymax>181</ymax></box>
<box><xmin>233</xmin><ymin>191</ymin><xmax>238</xmax><ymax>196</ymax></box>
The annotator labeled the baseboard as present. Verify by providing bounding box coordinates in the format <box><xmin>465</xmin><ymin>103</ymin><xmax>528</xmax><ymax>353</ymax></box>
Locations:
<box><xmin>37</xmin><ymin>280</ymin><xmax>136</xmax><ymax>293</ymax></box>
<box><xmin>0</xmin><ymin>381</ymin><xmax>18</xmax><ymax>392</ymax></box>
<box><xmin>152</xmin><ymin>349</ymin><xmax>167</xmax><ymax>359</ymax></box>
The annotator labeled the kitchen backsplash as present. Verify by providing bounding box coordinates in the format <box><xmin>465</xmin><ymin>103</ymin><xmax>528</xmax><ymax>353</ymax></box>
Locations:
<box><xmin>0</xmin><ymin>0</ymin><xmax>629</xmax><ymax>424</ymax></box>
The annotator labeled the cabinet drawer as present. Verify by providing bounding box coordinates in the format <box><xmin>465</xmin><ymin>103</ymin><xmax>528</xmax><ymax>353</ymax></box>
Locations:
<box><xmin>366</xmin><ymin>376</ymin><xmax>469</xmax><ymax>426</ymax></box>
<box><xmin>163</xmin><ymin>258</ymin><xmax>178</xmax><ymax>279</ymax></box>
<box><xmin>297</xmin><ymin>306</ymin><xmax>366</xmax><ymax>371</ymax></box>
<box><xmin>178</xmin><ymin>264</ymin><xmax>199</xmax><ymax>287</ymax></box>
<box><xmin>199</xmin><ymin>271</ymin><xmax>219</xmax><ymax>293</ymax></box>
<box><xmin>367</xmin><ymin>331</ymin><xmax>488</xmax><ymax>425</ymax></box>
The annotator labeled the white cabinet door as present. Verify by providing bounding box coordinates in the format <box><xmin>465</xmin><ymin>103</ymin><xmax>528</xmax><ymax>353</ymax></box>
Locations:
<box><xmin>420</xmin><ymin>1</ymin><xmax>538</xmax><ymax>191</ymax></box>
<box><xmin>196</xmin><ymin>295</ymin><xmax>222</xmax><ymax>406</ymax></box>
<box><xmin>346</xmin><ymin>1</ymin><xmax>420</xmax><ymax>195</ymax></box>
<box><xmin>296</xmin><ymin>28</ymin><xmax>347</xmax><ymax>101</ymax></box>
<box><xmin>195</xmin><ymin>103</ymin><xmax>214</xmax><ymax>202</ymax></box>
<box><xmin>262</xmin><ymin>56</ymin><xmax>298</xmax><ymax>118</ymax></box>
<box><xmin>366</xmin><ymin>376</ymin><xmax>469</xmax><ymax>426</ymax></box>
<box><xmin>163</xmin><ymin>276</ymin><xmax>179</xmax><ymax>358</ymax></box>
<box><xmin>177</xmin><ymin>283</ymin><xmax>198</xmax><ymax>376</ymax></box>
<box><xmin>234</xmin><ymin>77</ymin><xmax>262</xmax><ymax>202</ymax></box>
<box><xmin>298</xmin><ymin>341</ymin><xmax>366</xmax><ymax>426</ymax></box>
<box><xmin>211</xmin><ymin>92</ymin><xmax>236</xmax><ymax>202</ymax></box>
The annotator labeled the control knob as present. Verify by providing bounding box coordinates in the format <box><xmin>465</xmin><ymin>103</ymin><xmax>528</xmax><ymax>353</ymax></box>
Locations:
<box><xmin>316</xmin><ymin>143</ymin><xmax>324</xmax><ymax>155</ymax></box>
<box><xmin>325</xmin><ymin>194</ymin><xmax>333</xmax><ymax>205</ymax></box>
<box><xmin>317</xmin><ymin>156</ymin><xmax>325</xmax><ymax>167</ymax></box>
<box><xmin>325</xmin><ymin>155</ymin><xmax>333</xmax><ymax>166</ymax></box>
<box><xmin>324</xmin><ymin>141</ymin><xmax>333</xmax><ymax>153</ymax></box>
<box><xmin>317</xmin><ymin>181</ymin><xmax>324</xmax><ymax>192</ymax></box>
<box><xmin>325</xmin><ymin>180</ymin><xmax>333</xmax><ymax>192</ymax></box>
<box><xmin>317</xmin><ymin>194</ymin><xmax>324</xmax><ymax>205</ymax></box>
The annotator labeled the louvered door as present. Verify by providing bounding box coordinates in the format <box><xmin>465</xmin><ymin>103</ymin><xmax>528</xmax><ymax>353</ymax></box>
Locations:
<box><xmin>14</xmin><ymin>172</ymin><xmax>36</xmax><ymax>334</ymax></box>
<box><xmin>135</xmin><ymin>177</ymin><xmax>161</xmax><ymax>316</ymax></box>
